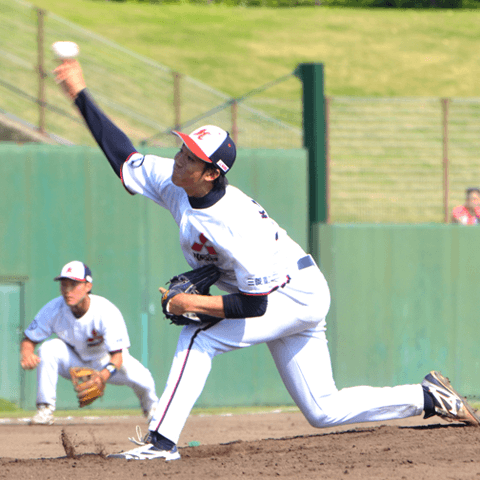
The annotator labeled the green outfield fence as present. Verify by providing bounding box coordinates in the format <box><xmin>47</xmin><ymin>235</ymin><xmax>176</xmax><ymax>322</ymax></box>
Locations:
<box><xmin>2</xmin><ymin>144</ymin><xmax>480</xmax><ymax>411</ymax></box>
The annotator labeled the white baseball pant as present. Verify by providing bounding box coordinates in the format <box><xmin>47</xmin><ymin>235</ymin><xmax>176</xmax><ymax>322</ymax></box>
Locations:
<box><xmin>36</xmin><ymin>338</ymin><xmax>158</xmax><ymax>413</ymax></box>
<box><xmin>149</xmin><ymin>264</ymin><xmax>424</xmax><ymax>443</ymax></box>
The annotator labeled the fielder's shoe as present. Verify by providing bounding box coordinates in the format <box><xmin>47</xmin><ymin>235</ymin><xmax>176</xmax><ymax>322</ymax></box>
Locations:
<box><xmin>422</xmin><ymin>371</ymin><xmax>480</xmax><ymax>426</ymax></box>
<box><xmin>30</xmin><ymin>404</ymin><xmax>55</xmax><ymax>425</ymax></box>
<box><xmin>108</xmin><ymin>443</ymin><xmax>181</xmax><ymax>461</ymax></box>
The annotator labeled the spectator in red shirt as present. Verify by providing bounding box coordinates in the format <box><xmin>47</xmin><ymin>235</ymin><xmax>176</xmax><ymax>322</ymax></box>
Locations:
<box><xmin>452</xmin><ymin>187</ymin><xmax>480</xmax><ymax>224</ymax></box>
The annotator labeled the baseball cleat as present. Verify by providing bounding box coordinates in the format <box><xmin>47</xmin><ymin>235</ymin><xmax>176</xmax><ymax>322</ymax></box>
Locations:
<box><xmin>422</xmin><ymin>371</ymin><xmax>480</xmax><ymax>426</ymax></box>
<box><xmin>108</xmin><ymin>444</ymin><xmax>181</xmax><ymax>461</ymax></box>
<box><xmin>29</xmin><ymin>404</ymin><xmax>55</xmax><ymax>425</ymax></box>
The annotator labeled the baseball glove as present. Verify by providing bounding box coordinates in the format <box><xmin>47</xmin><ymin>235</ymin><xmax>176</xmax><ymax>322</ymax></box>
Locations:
<box><xmin>69</xmin><ymin>366</ymin><xmax>105</xmax><ymax>408</ymax></box>
<box><xmin>162</xmin><ymin>264</ymin><xmax>221</xmax><ymax>326</ymax></box>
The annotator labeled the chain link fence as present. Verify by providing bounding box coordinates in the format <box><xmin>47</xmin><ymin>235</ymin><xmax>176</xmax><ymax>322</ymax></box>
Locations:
<box><xmin>328</xmin><ymin>97</ymin><xmax>480</xmax><ymax>223</ymax></box>
<box><xmin>2</xmin><ymin>0</ymin><xmax>480</xmax><ymax>223</ymax></box>
<box><xmin>0</xmin><ymin>0</ymin><xmax>302</xmax><ymax>148</ymax></box>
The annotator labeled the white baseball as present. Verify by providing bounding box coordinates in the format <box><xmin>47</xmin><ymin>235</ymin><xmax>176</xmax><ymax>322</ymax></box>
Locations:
<box><xmin>51</xmin><ymin>41</ymin><xmax>79</xmax><ymax>59</ymax></box>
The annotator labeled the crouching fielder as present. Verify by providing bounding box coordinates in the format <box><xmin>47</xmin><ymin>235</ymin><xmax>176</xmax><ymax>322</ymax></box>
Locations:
<box><xmin>20</xmin><ymin>260</ymin><xmax>158</xmax><ymax>425</ymax></box>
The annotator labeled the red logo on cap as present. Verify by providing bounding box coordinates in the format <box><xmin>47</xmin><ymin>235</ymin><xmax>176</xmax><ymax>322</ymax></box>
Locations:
<box><xmin>67</xmin><ymin>268</ymin><xmax>72</xmax><ymax>273</ymax></box>
<box><xmin>194</xmin><ymin>129</ymin><xmax>210</xmax><ymax>141</ymax></box>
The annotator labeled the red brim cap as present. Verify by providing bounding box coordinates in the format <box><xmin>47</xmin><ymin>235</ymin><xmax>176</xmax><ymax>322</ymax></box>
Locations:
<box><xmin>54</xmin><ymin>275</ymin><xmax>87</xmax><ymax>282</ymax></box>
<box><xmin>173</xmin><ymin>131</ymin><xmax>212</xmax><ymax>163</ymax></box>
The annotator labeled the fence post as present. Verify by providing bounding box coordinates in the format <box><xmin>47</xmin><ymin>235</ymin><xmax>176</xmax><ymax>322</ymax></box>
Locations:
<box><xmin>295</xmin><ymin>63</ymin><xmax>327</xmax><ymax>267</ymax></box>
<box><xmin>442</xmin><ymin>98</ymin><xmax>450</xmax><ymax>224</ymax></box>
<box><xmin>325</xmin><ymin>96</ymin><xmax>331</xmax><ymax>224</ymax></box>
<box><xmin>36</xmin><ymin>8</ymin><xmax>46</xmax><ymax>134</ymax></box>
<box><xmin>173</xmin><ymin>71</ymin><xmax>182</xmax><ymax>145</ymax></box>
<box><xmin>231</xmin><ymin>100</ymin><xmax>238</xmax><ymax>145</ymax></box>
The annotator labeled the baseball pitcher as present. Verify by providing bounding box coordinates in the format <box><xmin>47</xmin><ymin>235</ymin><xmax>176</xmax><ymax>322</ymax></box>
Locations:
<box><xmin>53</xmin><ymin>57</ymin><xmax>479</xmax><ymax>460</ymax></box>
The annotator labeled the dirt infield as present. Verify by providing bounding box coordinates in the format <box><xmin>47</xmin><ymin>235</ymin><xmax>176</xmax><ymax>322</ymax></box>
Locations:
<box><xmin>1</xmin><ymin>410</ymin><xmax>480</xmax><ymax>479</ymax></box>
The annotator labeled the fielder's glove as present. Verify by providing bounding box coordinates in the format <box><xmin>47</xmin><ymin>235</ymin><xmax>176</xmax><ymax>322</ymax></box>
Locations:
<box><xmin>69</xmin><ymin>366</ymin><xmax>105</xmax><ymax>408</ymax></box>
<box><xmin>161</xmin><ymin>264</ymin><xmax>221</xmax><ymax>326</ymax></box>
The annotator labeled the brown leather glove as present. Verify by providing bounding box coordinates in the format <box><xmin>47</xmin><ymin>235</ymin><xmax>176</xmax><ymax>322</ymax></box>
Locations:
<box><xmin>69</xmin><ymin>366</ymin><xmax>105</xmax><ymax>408</ymax></box>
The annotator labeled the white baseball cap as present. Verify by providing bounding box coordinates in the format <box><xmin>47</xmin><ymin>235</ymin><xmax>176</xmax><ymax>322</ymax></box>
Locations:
<box><xmin>172</xmin><ymin>125</ymin><xmax>236</xmax><ymax>174</ymax></box>
<box><xmin>54</xmin><ymin>261</ymin><xmax>93</xmax><ymax>283</ymax></box>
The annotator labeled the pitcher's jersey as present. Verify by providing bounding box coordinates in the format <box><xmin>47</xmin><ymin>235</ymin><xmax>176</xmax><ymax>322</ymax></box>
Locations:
<box><xmin>121</xmin><ymin>153</ymin><xmax>307</xmax><ymax>295</ymax></box>
<box><xmin>24</xmin><ymin>294</ymin><xmax>130</xmax><ymax>362</ymax></box>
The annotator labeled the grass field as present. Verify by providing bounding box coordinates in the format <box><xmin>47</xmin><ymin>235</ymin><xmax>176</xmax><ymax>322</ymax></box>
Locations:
<box><xmin>0</xmin><ymin>399</ymin><xmax>300</xmax><ymax>419</ymax></box>
<box><xmin>26</xmin><ymin>0</ymin><xmax>480</xmax><ymax>99</ymax></box>
<box><xmin>3</xmin><ymin>0</ymin><xmax>480</xmax><ymax>222</ymax></box>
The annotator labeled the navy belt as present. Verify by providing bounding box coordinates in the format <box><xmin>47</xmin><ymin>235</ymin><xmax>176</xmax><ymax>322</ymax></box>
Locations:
<box><xmin>297</xmin><ymin>255</ymin><xmax>315</xmax><ymax>270</ymax></box>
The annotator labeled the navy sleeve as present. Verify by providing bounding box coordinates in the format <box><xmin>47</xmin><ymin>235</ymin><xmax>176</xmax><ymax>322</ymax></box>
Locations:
<box><xmin>222</xmin><ymin>293</ymin><xmax>268</xmax><ymax>319</ymax></box>
<box><xmin>74</xmin><ymin>89</ymin><xmax>137</xmax><ymax>178</ymax></box>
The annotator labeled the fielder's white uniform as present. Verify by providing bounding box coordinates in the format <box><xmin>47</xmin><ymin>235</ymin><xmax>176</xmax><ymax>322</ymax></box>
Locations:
<box><xmin>24</xmin><ymin>294</ymin><xmax>158</xmax><ymax>413</ymax></box>
<box><xmin>122</xmin><ymin>154</ymin><xmax>425</xmax><ymax>444</ymax></box>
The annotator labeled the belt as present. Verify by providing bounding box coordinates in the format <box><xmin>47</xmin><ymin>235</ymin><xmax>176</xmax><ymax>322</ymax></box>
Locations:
<box><xmin>297</xmin><ymin>254</ymin><xmax>315</xmax><ymax>270</ymax></box>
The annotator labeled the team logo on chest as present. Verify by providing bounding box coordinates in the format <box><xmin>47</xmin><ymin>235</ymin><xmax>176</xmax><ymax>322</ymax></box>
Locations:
<box><xmin>87</xmin><ymin>328</ymin><xmax>104</xmax><ymax>347</ymax></box>
<box><xmin>191</xmin><ymin>233</ymin><xmax>218</xmax><ymax>262</ymax></box>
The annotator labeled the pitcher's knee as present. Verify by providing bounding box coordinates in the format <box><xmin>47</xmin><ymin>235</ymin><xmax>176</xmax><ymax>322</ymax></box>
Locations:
<box><xmin>304</xmin><ymin>412</ymin><xmax>329</xmax><ymax>428</ymax></box>
<box><xmin>303</xmin><ymin>402</ymin><xmax>342</xmax><ymax>429</ymax></box>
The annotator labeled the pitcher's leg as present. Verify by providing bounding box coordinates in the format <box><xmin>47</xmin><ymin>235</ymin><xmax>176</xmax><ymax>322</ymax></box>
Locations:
<box><xmin>267</xmin><ymin>324</ymin><xmax>337</xmax><ymax>420</ymax></box>
<box><xmin>307</xmin><ymin>384</ymin><xmax>424</xmax><ymax>427</ymax></box>
<box><xmin>148</xmin><ymin>326</ymin><xmax>215</xmax><ymax>444</ymax></box>
<box><xmin>146</xmin><ymin>274</ymin><xmax>332</xmax><ymax>445</ymax></box>
<box><xmin>146</xmin><ymin>302</ymin><xmax>315</xmax><ymax>444</ymax></box>
<box><xmin>268</xmin><ymin>326</ymin><xmax>424</xmax><ymax>428</ymax></box>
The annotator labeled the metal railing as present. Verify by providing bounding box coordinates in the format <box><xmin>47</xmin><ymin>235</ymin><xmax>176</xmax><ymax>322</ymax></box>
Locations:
<box><xmin>0</xmin><ymin>0</ymin><xmax>301</xmax><ymax>148</ymax></box>
<box><xmin>327</xmin><ymin>96</ymin><xmax>480</xmax><ymax>223</ymax></box>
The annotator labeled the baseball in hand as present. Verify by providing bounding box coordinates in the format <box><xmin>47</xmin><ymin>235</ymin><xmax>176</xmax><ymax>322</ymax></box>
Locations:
<box><xmin>51</xmin><ymin>41</ymin><xmax>79</xmax><ymax>60</ymax></box>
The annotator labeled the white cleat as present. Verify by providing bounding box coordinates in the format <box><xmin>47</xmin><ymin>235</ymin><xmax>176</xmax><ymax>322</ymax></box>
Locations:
<box><xmin>108</xmin><ymin>443</ymin><xmax>181</xmax><ymax>461</ymax></box>
<box><xmin>29</xmin><ymin>404</ymin><xmax>55</xmax><ymax>425</ymax></box>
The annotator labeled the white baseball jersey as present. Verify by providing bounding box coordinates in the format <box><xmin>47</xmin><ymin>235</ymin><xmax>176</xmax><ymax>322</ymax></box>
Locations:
<box><xmin>121</xmin><ymin>152</ymin><xmax>424</xmax><ymax>446</ymax></box>
<box><xmin>25</xmin><ymin>294</ymin><xmax>130</xmax><ymax>362</ymax></box>
<box><xmin>122</xmin><ymin>154</ymin><xmax>307</xmax><ymax>295</ymax></box>
<box><xmin>26</xmin><ymin>293</ymin><xmax>158</xmax><ymax>413</ymax></box>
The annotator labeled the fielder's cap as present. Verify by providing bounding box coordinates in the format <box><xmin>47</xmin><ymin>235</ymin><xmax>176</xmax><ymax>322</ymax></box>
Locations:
<box><xmin>173</xmin><ymin>125</ymin><xmax>236</xmax><ymax>175</ymax></box>
<box><xmin>54</xmin><ymin>261</ymin><xmax>93</xmax><ymax>283</ymax></box>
